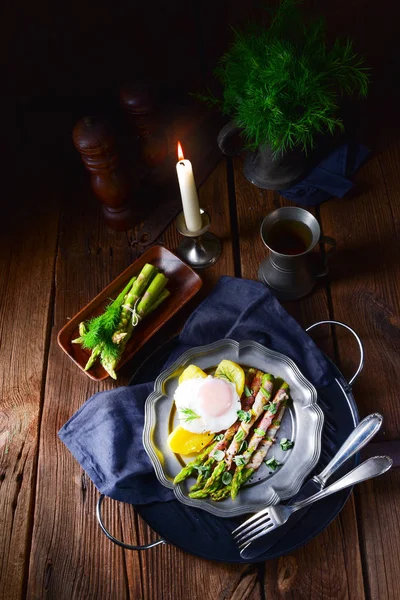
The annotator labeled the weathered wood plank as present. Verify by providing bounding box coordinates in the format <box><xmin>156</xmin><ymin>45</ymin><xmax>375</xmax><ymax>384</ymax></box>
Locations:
<box><xmin>264</xmin><ymin>498</ymin><xmax>365</xmax><ymax>600</ymax></box>
<box><xmin>319</xmin><ymin>149</ymin><xmax>400</xmax><ymax>600</ymax></box>
<box><xmin>26</xmin><ymin>181</ymin><xmax>136</xmax><ymax>599</ymax></box>
<box><xmin>233</xmin><ymin>156</ymin><xmax>366</xmax><ymax>600</ymax></box>
<box><xmin>356</xmin><ymin>469</ymin><xmax>400</xmax><ymax>600</ymax></box>
<box><xmin>319</xmin><ymin>156</ymin><xmax>400</xmax><ymax>438</ymax></box>
<box><xmin>0</xmin><ymin>174</ymin><xmax>60</xmax><ymax>600</ymax></box>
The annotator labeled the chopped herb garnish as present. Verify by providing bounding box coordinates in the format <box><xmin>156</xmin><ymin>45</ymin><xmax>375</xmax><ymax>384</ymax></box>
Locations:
<box><xmin>262</xmin><ymin>401</ymin><xmax>278</xmax><ymax>414</ymax></box>
<box><xmin>180</xmin><ymin>407</ymin><xmax>201</xmax><ymax>423</ymax></box>
<box><xmin>266</xmin><ymin>436</ymin><xmax>273</xmax><ymax>442</ymax></box>
<box><xmin>214</xmin><ymin>433</ymin><xmax>224</xmax><ymax>441</ymax></box>
<box><xmin>234</xmin><ymin>455</ymin><xmax>247</xmax><ymax>467</ymax></box>
<box><xmin>265</xmin><ymin>457</ymin><xmax>281</xmax><ymax>471</ymax></box>
<box><xmin>272</xmin><ymin>420</ymin><xmax>281</xmax><ymax>426</ymax></box>
<box><xmin>260</xmin><ymin>387</ymin><xmax>271</xmax><ymax>400</ymax></box>
<box><xmin>254</xmin><ymin>428</ymin><xmax>266</xmax><ymax>436</ymax></box>
<box><xmin>280</xmin><ymin>438</ymin><xmax>294</xmax><ymax>451</ymax></box>
<box><xmin>195</xmin><ymin>465</ymin><xmax>211</xmax><ymax>478</ymax></box>
<box><xmin>213</xmin><ymin>449</ymin><xmax>225</xmax><ymax>462</ymax></box>
<box><xmin>237</xmin><ymin>409</ymin><xmax>252</xmax><ymax>423</ymax></box>
<box><xmin>238</xmin><ymin>440</ymin><xmax>248</xmax><ymax>453</ymax></box>
<box><xmin>244</xmin><ymin>385</ymin><xmax>252</xmax><ymax>397</ymax></box>
<box><xmin>222</xmin><ymin>472</ymin><xmax>233</xmax><ymax>485</ymax></box>
<box><xmin>234</xmin><ymin>429</ymin><xmax>245</xmax><ymax>442</ymax></box>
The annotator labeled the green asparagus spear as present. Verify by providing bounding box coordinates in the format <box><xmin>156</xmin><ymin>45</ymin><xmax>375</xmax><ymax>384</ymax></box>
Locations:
<box><xmin>189</xmin><ymin>461</ymin><xmax>226</xmax><ymax>498</ymax></box>
<box><xmin>189</xmin><ymin>456</ymin><xmax>215</xmax><ymax>492</ymax></box>
<box><xmin>230</xmin><ymin>468</ymin><xmax>253</xmax><ymax>499</ymax></box>
<box><xmin>145</xmin><ymin>288</ymin><xmax>171</xmax><ymax>316</ymax></box>
<box><xmin>72</xmin><ymin>321</ymin><xmax>88</xmax><ymax>344</ymax></box>
<box><xmin>210</xmin><ymin>486</ymin><xmax>232</xmax><ymax>502</ymax></box>
<box><xmin>137</xmin><ymin>273</ymin><xmax>169</xmax><ymax>317</ymax></box>
<box><xmin>84</xmin><ymin>344</ymin><xmax>102</xmax><ymax>371</ymax></box>
<box><xmin>102</xmin><ymin>271</ymin><xmax>168</xmax><ymax>378</ymax></box>
<box><xmin>81</xmin><ymin>276</ymin><xmax>137</xmax><ymax>351</ymax></box>
<box><xmin>173</xmin><ymin>441</ymin><xmax>217</xmax><ymax>484</ymax></box>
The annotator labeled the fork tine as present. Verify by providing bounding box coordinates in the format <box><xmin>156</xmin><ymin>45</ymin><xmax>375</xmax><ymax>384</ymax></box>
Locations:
<box><xmin>238</xmin><ymin>521</ymin><xmax>276</xmax><ymax>549</ymax></box>
<box><xmin>235</xmin><ymin>517</ymin><xmax>274</xmax><ymax>545</ymax></box>
<box><xmin>232</xmin><ymin>514</ymin><xmax>272</xmax><ymax>540</ymax></box>
<box><xmin>232</xmin><ymin>508</ymin><xmax>272</xmax><ymax>538</ymax></box>
<box><xmin>231</xmin><ymin>506</ymin><xmax>271</xmax><ymax>536</ymax></box>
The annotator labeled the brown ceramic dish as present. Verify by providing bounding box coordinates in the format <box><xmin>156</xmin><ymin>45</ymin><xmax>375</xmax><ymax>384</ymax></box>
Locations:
<box><xmin>57</xmin><ymin>246</ymin><xmax>202</xmax><ymax>381</ymax></box>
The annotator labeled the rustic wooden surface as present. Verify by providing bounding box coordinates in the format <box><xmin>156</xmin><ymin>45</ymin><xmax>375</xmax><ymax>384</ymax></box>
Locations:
<box><xmin>2</xmin><ymin>0</ymin><xmax>400</xmax><ymax>595</ymax></box>
<box><xmin>1</xmin><ymin>130</ymin><xmax>400</xmax><ymax>600</ymax></box>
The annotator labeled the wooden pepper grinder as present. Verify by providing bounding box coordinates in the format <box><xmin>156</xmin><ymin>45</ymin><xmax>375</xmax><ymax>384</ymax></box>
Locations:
<box><xmin>120</xmin><ymin>82</ymin><xmax>167</xmax><ymax>169</ymax></box>
<box><xmin>72</xmin><ymin>116</ymin><xmax>135</xmax><ymax>232</ymax></box>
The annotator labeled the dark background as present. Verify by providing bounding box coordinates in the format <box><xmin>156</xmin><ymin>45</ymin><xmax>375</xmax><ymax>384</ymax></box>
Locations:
<box><xmin>1</xmin><ymin>0</ymin><xmax>400</xmax><ymax>220</ymax></box>
<box><xmin>3</xmin><ymin>1</ymin><xmax>399</xmax><ymax>149</ymax></box>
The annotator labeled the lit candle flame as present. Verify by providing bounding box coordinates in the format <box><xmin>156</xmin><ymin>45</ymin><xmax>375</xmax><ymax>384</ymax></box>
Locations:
<box><xmin>177</xmin><ymin>141</ymin><xmax>184</xmax><ymax>161</ymax></box>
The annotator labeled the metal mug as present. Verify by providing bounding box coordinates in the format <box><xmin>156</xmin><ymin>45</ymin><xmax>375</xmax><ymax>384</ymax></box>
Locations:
<box><xmin>258</xmin><ymin>207</ymin><xmax>336</xmax><ymax>301</ymax></box>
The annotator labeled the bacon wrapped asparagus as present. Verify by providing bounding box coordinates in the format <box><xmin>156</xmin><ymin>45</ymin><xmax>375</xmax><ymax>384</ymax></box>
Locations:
<box><xmin>230</xmin><ymin>390</ymin><xmax>288</xmax><ymax>499</ymax></box>
<box><xmin>176</xmin><ymin>368</ymin><xmax>258</xmax><ymax>491</ymax></box>
<box><xmin>188</xmin><ymin>368</ymin><xmax>259</xmax><ymax>492</ymax></box>
<box><xmin>189</xmin><ymin>372</ymin><xmax>274</xmax><ymax>499</ymax></box>
<box><xmin>209</xmin><ymin>369</ymin><xmax>262</xmax><ymax>458</ymax></box>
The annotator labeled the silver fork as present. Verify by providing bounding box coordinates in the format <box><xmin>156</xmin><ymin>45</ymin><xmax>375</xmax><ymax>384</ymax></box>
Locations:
<box><xmin>233</xmin><ymin>455</ymin><xmax>392</xmax><ymax>548</ymax></box>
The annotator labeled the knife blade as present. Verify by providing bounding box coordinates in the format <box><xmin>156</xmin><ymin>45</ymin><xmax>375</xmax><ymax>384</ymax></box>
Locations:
<box><xmin>239</xmin><ymin>412</ymin><xmax>383</xmax><ymax>560</ymax></box>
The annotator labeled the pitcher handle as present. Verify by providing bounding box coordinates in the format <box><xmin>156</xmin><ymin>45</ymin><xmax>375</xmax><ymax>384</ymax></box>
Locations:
<box><xmin>217</xmin><ymin>121</ymin><xmax>244</xmax><ymax>157</ymax></box>
<box><xmin>315</xmin><ymin>235</ymin><xmax>336</xmax><ymax>278</ymax></box>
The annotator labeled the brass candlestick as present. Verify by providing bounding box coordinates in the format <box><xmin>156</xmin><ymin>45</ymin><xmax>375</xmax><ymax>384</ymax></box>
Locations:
<box><xmin>175</xmin><ymin>209</ymin><xmax>222</xmax><ymax>269</ymax></box>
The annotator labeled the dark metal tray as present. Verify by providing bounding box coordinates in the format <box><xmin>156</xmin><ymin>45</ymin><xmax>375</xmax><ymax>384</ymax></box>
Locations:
<box><xmin>97</xmin><ymin>321</ymin><xmax>362</xmax><ymax>563</ymax></box>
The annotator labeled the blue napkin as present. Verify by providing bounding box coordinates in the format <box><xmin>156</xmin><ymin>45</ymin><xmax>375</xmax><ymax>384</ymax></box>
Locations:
<box><xmin>59</xmin><ymin>276</ymin><xmax>334</xmax><ymax>506</ymax></box>
<box><xmin>279</xmin><ymin>142</ymin><xmax>370</xmax><ymax>206</ymax></box>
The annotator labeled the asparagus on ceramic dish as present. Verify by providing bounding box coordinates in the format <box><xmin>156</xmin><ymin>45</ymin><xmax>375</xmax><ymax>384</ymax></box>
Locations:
<box><xmin>72</xmin><ymin>263</ymin><xmax>170</xmax><ymax>379</ymax></box>
<box><xmin>101</xmin><ymin>271</ymin><xmax>170</xmax><ymax>378</ymax></box>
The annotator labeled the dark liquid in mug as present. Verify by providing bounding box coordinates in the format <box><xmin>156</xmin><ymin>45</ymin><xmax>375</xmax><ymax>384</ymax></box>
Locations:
<box><xmin>267</xmin><ymin>219</ymin><xmax>313</xmax><ymax>255</ymax></box>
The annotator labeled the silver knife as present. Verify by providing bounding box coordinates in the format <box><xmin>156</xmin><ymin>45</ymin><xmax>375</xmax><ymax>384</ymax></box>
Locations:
<box><xmin>239</xmin><ymin>412</ymin><xmax>383</xmax><ymax>560</ymax></box>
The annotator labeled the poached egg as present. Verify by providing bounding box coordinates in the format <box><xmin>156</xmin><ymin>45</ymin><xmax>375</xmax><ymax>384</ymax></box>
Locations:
<box><xmin>174</xmin><ymin>375</ymin><xmax>241</xmax><ymax>434</ymax></box>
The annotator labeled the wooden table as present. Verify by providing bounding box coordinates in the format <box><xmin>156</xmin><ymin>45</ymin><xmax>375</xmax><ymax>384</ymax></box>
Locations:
<box><xmin>1</xmin><ymin>116</ymin><xmax>400</xmax><ymax>599</ymax></box>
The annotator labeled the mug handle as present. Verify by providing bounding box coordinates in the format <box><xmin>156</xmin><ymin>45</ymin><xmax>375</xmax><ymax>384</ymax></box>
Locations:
<box><xmin>217</xmin><ymin>121</ymin><xmax>244</xmax><ymax>156</ymax></box>
<box><xmin>315</xmin><ymin>235</ymin><xmax>336</xmax><ymax>278</ymax></box>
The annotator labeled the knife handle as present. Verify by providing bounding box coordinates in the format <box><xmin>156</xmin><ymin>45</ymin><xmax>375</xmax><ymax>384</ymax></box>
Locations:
<box><xmin>314</xmin><ymin>413</ymin><xmax>383</xmax><ymax>487</ymax></box>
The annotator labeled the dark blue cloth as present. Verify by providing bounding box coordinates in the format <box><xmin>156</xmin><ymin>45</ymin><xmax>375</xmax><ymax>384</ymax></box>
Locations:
<box><xmin>279</xmin><ymin>142</ymin><xmax>370</xmax><ymax>206</ymax></box>
<box><xmin>59</xmin><ymin>276</ymin><xmax>334</xmax><ymax>505</ymax></box>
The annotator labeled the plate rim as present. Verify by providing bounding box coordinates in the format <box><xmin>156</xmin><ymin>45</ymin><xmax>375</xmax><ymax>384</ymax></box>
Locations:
<box><xmin>143</xmin><ymin>338</ymin><xmax>324</xmax><ymax>517</ymax></box>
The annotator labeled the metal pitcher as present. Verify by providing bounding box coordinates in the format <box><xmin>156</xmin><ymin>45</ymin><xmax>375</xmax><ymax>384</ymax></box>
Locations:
<box><xmin>217</xmin><ymin>121</ymin><xmax>309</xmax><ymax>190</ymax></box>
<box><xmin>258</xmin><ymin>207</ymin><xmax>336</xmax><ymax>300</ymax></box>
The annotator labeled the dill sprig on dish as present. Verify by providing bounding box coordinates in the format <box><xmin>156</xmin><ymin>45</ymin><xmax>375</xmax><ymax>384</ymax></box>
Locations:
<box><xmin>80</xmin><ymin>277</ymin><xmax>136</xmax><ymax>360</ymax></box>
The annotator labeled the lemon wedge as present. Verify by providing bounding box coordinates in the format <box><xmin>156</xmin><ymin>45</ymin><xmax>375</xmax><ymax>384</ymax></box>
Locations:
<box><xmin>167</xmin><ymin>426</ymin><xmax>214</xmax><ymax>455</ymax></box>
<box><xmin>178</xmin><ymin>364</ymin><xmax>207</xmax><ymax>385</ymax></box>
<box><xmin>214</xmin><ymin>359</ymin><xmax>245</xmax><ymax>397</ymax></box>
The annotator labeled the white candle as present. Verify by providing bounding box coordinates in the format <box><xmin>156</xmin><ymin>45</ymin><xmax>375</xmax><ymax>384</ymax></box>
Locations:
<box><xmin>176</xmin><ymin>142</ymin><xmax>202</xmax><ymax>232</ymax></box>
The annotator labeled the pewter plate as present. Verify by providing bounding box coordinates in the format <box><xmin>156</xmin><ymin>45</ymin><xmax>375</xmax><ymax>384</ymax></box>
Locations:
<box><xmin>143</xmin><ymin>339</ymin><xmax>324</xmax><ymax>518</ymax></box>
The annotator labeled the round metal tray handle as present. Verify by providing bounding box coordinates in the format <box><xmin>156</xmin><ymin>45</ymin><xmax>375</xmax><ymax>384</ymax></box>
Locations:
<box><xmin>306</xmin><ymin>320</ymin><xmax>364</xmax><ymax>386</ymax></box>
<box><xmin>96</xmin><ymin>494</ymin><xmax>166</xmax><ymax>551</ymax></box>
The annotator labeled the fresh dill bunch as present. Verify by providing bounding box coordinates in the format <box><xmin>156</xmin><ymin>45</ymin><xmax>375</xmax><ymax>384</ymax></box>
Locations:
<box><xmin>81</xmin><ymin>277</ymin><xmax>135</xmax><ymax>351</ymax></box>
<box><xmin>202</xmin><ymin>0</ymin><xmax>370</xmax><ymax>155</ymax></box>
